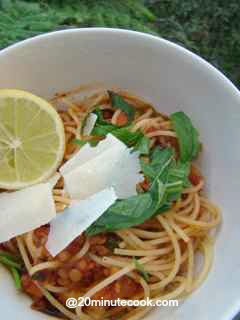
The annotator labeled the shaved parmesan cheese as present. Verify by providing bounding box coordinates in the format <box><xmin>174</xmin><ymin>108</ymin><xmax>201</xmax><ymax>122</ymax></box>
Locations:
<box><xmin>46</xmin><ymin>187</ymin><xmax>117</xmax><ymax>256</ymax></box>
<box><xmin>83</xmin><ymin>113</ymin><xmax>97</xmax><ymax>136</ymax></box>
<box><xmin>0</xmin><ymin>183</ymin><xmax>56</xmax><ymax>243</ymax></box>
<box><xmin>110</xmin><ymin>149</ymin><xmax>143</xmax><ymax>199</ymax></box>
<box><xmin>46</xmin><ymin>135</ymin><xmax>142</xmax><ymax>255</ymax></box>
<box><xmin>64</xmin><ymin>146</ymin><xmax>142</xmax><ymax>199</ymax></box>
<box><xmin>61</xmin><ymin>134</ymin><xmax>143</xmax><ymax>200</ymax></box>
<box><xmin>60</xmin><ymin>134</ymin><xmax>124</xmax><ymax>175</ymax></box>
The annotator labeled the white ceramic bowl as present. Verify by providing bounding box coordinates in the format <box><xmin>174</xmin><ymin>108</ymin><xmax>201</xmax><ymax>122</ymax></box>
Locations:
<box><xmin>0</xmin><ymin>28</ymin><xmax>239</xmax><ymax>320</ymax></box>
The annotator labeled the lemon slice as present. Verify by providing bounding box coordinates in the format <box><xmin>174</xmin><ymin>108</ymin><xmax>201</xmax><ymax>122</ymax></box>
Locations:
<box><xmin>0</xmin><ymin>89</ymin><xmax>65</xmax><ymax>189</ymax></box>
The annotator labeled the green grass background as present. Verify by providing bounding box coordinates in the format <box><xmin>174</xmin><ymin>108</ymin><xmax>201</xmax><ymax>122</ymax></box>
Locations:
<box><xmin>0</xmin><ymin>0</ymin><xmax>239</xmax><ymax>89</ymax></box>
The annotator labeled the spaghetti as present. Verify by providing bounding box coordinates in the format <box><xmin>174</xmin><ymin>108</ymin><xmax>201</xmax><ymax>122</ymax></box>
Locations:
<box><xmin>1</xmin><ymin>86</ymin><xmax>221</xmax><ymax>320</ymax></box>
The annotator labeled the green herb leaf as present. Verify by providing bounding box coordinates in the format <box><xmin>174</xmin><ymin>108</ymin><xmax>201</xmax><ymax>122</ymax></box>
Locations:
<box><xmin>164</xmin><ymin>161</ymin><xmax>191</xmax><ymax>202</ymax></box>
<box><xmin>0</xmin><ymin>250</ymin><xmax>20</xmax><ymax>262</ymax></box>
<box><xmin>140</xmin><ymin>147</ymin><xmax>174</xmax><ymax>181</ymax></box>
<box><xmin>87</xmin><ymin>145</ymin><xmax>191</xmax><ymax>235</ymax></box>
<box><xmin>11</xmin><ymin>267</ymin><xmax>21</xmax><ymax>289</ymax></box>
<box><xmin>113</xmin><ymin>128</ymin><xmax>144</xmax><ymax>146</ymax></box>
<box><xmin>86</xmin><ymin>193</ymin><xmax>153</xmax><ymax>235</ymax></box>
<box><xmin>83</xmin><ymin>107</ymin><xmax>116</xmax><ymax>138</ymax></box>
<box><xmin>133</xmin><ymin>135</ymin><xmax>151</xmax><ymax>155</ymax></box>
<box><xmin>72</xmin><ymin>139</ymin><xmax>99</xmax><ymax>147</ymax></box>
<box><xmin>170</xmin><ymin>111</ymin><xmax>200</xmax><ymax>162</ymax></box>
<box><xmin>0</xmin><ymin>253</ymin><xmax>22</xmax><ymax>289</ymax></box>
<box><xmin>94</xmin><ymin>107</ymin><xmax>110</xmax><ymax>125</ymax></box>
<box><xmin>92</xmin><ymin>108</ymin><xmax>147</xmax><ymax>148</ymax></box>
<box><xmin>0</xmin><ymin>256</ymin><xmax>22</xmax><ymax>270</ymax></box>
<box><xmin>133</xmin><ymin>257</ymin><xmax>149</xmax><ymax>281</ymax></box>
<box><xmin>72</xmin><ymin>139</ymin><xmax>87</xmax><ymax>147</ymax></box>
<box><xmin>91</xmin><ymin>124</ymin><xmax>115</xmax><ymax>137</ymax></box>
<box><xmin>91</xmin><ymin>124</ymin><xmax>144</xmax><ymax>147</ymax></box>
<box><xmin>86</xmin><ymin>180</ymin><xmax>165</xmax><ymax>235</ymax></box>
<box><xmin>108</xmin><ymin>91</ymin><xmax>135</xmax><ymax>123</ymax></box>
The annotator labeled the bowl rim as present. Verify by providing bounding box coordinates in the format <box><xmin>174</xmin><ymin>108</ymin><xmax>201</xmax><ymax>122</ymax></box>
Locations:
<box><xmin>0</xmin><ymin>27</ymin><xmax>239</xmax><ymax>320</ymax></box>
<box><xmin>0</xmin><ymin>27</ymin><xmax>239</xmax><ymax>100</ymax></box>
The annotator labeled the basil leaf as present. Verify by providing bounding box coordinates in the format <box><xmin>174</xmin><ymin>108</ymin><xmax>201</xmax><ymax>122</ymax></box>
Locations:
<box><xmin>86</xmin><ymin>180</ymin><xmax>165</xmax><ymax>235</ymax></box>
<box><xmin>73</xmin><ymin>139</ymin><xmax>98</xmax><ymax>147</ymax></box>
<box><xmin>11</xmin><ymin>267</ymin><xmax>21</xmax><ymax>289</ymax></box>
<box><xmin>133</xmin><ymin>257</ymin><xmax>149</xmax><ymax>282</ymax></box>
<box><xmin>94</xmin><ymin>107</ymin><xmax>110</xmax><ymax>125</ymax></box>
<box><xmin>149</xmin><ymin>179</ymin><xmax>166</xmax><ymax>207</ymax></box>
<box><xmin>164</xmin><ymin>161</ymin><xmax>190</xmax><ymax>202</ymax></box>
<box><xmin>0</xmin><ymin>256</ymin><xmax>22</xmax><ymax>270</ymax></box>
<box><xmin>140</xmin><ymin>147</ymin><xmax>174</xmax><ymax>181</ymax></box>
<box><xmin>108</xmin><ymin>91</ymin><xmax>135</xmax><ymax>123</ymax></box>
<box><xmin>92</xmin><ymin>125</ymin><xmax>143</xmax><ymax>147</ymax></box>
<box><xmin>155</xmin><ymin>203</ymin><xmax>172</xmax><ymax>215</ymax></box>
<box><xmin>92</xmin><ymin>108</ymin><xmax>147</xmax><ymax>148</ymax></box>
<box><xmin>86</xmin><ymin>194</ymin><xmax>153</xmax><ymax>235</ymax></box>
<box><xmin>86</xmin><ymin>146</ymin><xmax>190</xmax><ymax>235</ymax></box>
<box><xmin>0</xmin><ymin>251</ymin><xmax>20</xmax><ymax>262</ymax></box>
<box><xmin>134</xmin><ymin>135</ymin><xmax>150</xmax><ymax>155</ymax></box>
<box><xmin>114</xmin><ymin>129</ymin><xmax>144</xmax><ymax>146</ymax></box>
<box><xmin>91</xmin><ymin>123</ymin><xmax>116</xmax><ymax>136</ymax></box>
<box><xmin>77</xmin><ymin>117</ymin><xmax>149</xmax><ymax>151</ymax></box>
<box><xmin>91</xmin><ymin>107</ymin><xmax>117</xmax><ymax>136</ymax></box>
<box><xmin>170</xmin><ymin>111</ymin><xmax>200</xmax><ymax>162</ymax></box>
<box><xmin>72</xmin><ymin>139</ymin><xmax>87</xmax><ymax>147</ymax></box>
